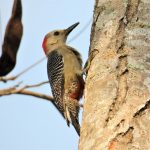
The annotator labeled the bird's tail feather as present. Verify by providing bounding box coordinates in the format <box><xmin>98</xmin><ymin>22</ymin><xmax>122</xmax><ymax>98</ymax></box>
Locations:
<box><xmin>70</xmin><ymin>113</ymin><xmax>80</xmax><ymax>136</ymax></box>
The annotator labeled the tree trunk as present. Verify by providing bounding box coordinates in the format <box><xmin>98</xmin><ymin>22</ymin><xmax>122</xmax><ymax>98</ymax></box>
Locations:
<box><xmin>79</xmin><ymin>0</ymin><xmax>150</xmax><ymax>149</ymax></box>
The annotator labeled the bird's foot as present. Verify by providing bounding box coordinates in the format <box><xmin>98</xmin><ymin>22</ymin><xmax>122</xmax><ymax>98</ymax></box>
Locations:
<box><xmin>83</xmin><ymin>49</ymin><xmax>99</xmax><ymax>76</ymax></box>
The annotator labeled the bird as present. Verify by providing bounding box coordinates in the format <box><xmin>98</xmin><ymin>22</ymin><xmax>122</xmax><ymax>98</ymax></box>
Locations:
<box><xmin>42</xmin><ymin>22</ymin><xmax>84</xmax><ymax>136</ymax></box>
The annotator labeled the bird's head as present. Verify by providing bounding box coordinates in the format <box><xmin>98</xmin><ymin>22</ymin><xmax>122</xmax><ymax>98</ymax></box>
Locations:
<box><xmin>42</xmin><ymin>22</ymin><xmax>79</xmax><ymax>55</ymax></box>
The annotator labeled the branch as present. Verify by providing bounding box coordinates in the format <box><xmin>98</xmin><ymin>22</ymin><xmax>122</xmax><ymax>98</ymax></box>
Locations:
<box><xmin>20</xmin><ymin>81</ymin><xmax>49</xmax><ymax>89</ymax></box>
<box><xmin>0</xmin><ymin>75</ymin><xmax>18</xmax><ymax>82</ymax></box>
<box><xmin>15</xmin><ymin>56</ymin><xmax>46</xmax><ymax>79</ymax></box>
<box><xmin>0</xmin><ymin>56</ymin><xmax>46</xmax><ymax>82</ymax></box>
<box><xmin>0</xmin><ymin>80</ymin><xmax>83</xmax><ymax>107</ymax></box>
<box><xmin>18</xmin><ymin>90</ymin><xmax>54</xmax><ymax>102</ymax></box>
<box><xmin>0</xmin><ymin>86</ymin><xmax>54</xmax><ymax>103</ymax></box>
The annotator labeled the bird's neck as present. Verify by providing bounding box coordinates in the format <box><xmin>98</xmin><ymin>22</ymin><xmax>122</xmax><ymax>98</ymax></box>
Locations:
<box><xmin>45</xmin><ymin>42</ymin><xmax>67</xmax><ymax>55</ymax></box>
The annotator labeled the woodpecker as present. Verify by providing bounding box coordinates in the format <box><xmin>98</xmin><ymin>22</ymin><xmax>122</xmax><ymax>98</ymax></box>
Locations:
<box><xmin>42</xmin><ymin>22</ymin><xmax>84</xmax><ymax>136</ymax></box>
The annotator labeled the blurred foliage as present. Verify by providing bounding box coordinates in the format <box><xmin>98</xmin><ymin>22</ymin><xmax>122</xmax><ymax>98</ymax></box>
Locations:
<box><xmin>0</xmin><ymin>0</ymin><xmax>23</xmax><ymax>76</ymax></box>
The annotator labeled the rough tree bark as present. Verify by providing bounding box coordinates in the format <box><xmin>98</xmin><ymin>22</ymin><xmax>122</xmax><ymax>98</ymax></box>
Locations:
<box><xmin>79</xmin><ymin>0</ymin><xmax>150</xmax><ymax>149</ymax></box>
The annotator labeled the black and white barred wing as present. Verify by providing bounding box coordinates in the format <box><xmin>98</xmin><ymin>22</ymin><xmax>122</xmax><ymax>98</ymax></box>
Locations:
<box><xmin>47</xmin><ymin>50</ymin><xmax>64</xmax><ymax>115</ymax></box>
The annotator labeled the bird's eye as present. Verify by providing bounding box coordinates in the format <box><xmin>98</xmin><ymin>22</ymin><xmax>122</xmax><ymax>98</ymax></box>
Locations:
<box><xmin>54</xmin><ymin>31</ymin><xmax>60</xmax><ymax>36</ymax></box>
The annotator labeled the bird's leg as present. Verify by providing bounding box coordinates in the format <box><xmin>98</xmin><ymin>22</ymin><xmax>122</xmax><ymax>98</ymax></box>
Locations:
<box><xmin>83</xmin><ymin>49</ymin><xmax>99</xmax><ymax>76</ymax></box>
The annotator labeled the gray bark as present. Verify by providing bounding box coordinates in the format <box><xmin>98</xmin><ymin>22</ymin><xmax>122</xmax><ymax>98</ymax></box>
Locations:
<box><xmin>79</xmin><ymin>0</ymin><xmax>150</xmax><ymax>149</ymax></box>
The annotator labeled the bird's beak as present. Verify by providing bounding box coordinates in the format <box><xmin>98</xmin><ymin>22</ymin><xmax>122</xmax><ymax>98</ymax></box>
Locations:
<box><xmin>65</xmin><ymin>22</ymin><xmax>79</xmax><ymax>36</ymax></box>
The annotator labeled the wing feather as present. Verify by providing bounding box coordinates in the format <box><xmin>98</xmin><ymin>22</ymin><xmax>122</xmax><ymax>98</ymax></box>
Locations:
<box><xmin>47</xmin><ymin>50</ymin><xmax>64</xmax><ymax>114</ymax></box>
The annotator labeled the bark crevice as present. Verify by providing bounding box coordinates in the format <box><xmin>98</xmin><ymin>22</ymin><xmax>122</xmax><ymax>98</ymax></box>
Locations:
<box><xmin>105</xmin><ymin>0</ymin><xmax>140</xmax><ymax>125</ymax></box>
<box><xmin>133</xmin><ymin>98</ymin><xmax>150</xmax><ymax>117</ymax></box>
